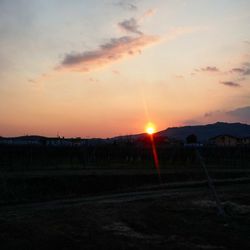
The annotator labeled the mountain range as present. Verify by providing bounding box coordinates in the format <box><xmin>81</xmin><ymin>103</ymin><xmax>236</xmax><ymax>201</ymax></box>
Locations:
<box><xmin>1</xmin><ymin>122</ymin><xmax>250</xmax><ymax>143</ymax></box>
<box><xmin>155</xmin><ymin>122</ymin><xmax>250</xmax><ymax>141</ymax></box>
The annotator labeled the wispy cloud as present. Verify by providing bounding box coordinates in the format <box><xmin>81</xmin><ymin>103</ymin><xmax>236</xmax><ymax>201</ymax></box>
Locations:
<box><xmin>114</xmin><ymin>0</ymin><xmax>138</xmax><ymax>11</ymax></box>
<box><xmin>186</xmin><ymin>106</ymin><xmax>250</xmax><ymax>125</ymax></box>
<box><xmin>200</xmin><ymin>66</ymin><xmax>220</xmax><ymax>72</ymax></box>
<box><xmin>230</xmin><ymin>63</ymin><xmax>250</xmax><ymax>75</ymax></box>
<box><xmin>230</xmin><ymin>67</ymin><xmax>245</xmax><ymax>73</ymax></box>
<box><xmin>220</xmin><ymin>81</ymin><xmax>240</xmax><ymax>87</ymax></box>
<box><xmin>227</xmin><ymin>106</ymin><xmax>250</xmax><ymax>120</ymax></box>
<box><xmin>220</xmin><ymin>62</ymin><xmax>250</xmax><ymax>87</ymax></box>
<box><xmin>243</xmin><ymin>62</ymin><xmax>250</xmax><ymax>67</ymax></box>
<box><xmin>56</xmin><ymin>5</ymin><xmax>196</xmax><ymax>75</ymax></box>
<box><xmin>192</xmin><ymin>58</ymin><xmax>250</xmax><ymax>88</ymax></box>
<box><xmin>118</xmin><ymin>18</ymin><xmax>143</xmax><ymax>35</ymax></box>
<box><xmin>57</xmin><ymin>14</ymin><xmax>196</xmax><ymax>73</ymax></box>
<box><xmin>201</xmin><ymin>106</ymin><xmax>250</xmax><ymax>124</ymax></box>
<box><xmin>118</xmin><ymin>8</ymin><xmax>157</xmax><ymax>35</ymax></box>
<box><xmin>193</xmin><ymin>65</ymin><xmax>220</xmax><ymax>74</ymax></box>
<box><xmin>243</xmin><ymin>68</ymin><xmax>250</xmax><ymax>75</ymax></box>
<box><xmin>58</xmin><ymin>35</ymin><xmax>160</xmax><ymax>72</ymax></box>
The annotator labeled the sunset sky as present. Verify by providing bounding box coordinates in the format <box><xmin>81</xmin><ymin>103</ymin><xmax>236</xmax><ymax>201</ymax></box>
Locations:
<box><xmin>0</xmin><ymin>0</ymin><xmax>250</xmax><ymax>138</ymax></box>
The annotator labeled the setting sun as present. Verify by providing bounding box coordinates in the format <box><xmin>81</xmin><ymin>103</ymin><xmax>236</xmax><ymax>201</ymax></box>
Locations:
<box><xmin>146</xmin><ymin>123</ymin><xmax>156</xmax><ymax>135</ymax></box>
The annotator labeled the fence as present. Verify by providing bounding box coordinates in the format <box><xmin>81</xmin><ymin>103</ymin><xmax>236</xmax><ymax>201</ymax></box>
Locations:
<box><xmin>0</xmin><ymin>143</ymin><xmax>250</xmax><ymax>171</ymax></box>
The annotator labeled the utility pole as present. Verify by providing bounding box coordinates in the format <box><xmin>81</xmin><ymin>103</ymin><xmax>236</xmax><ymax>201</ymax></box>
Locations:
<box><xmin>196</xmin><ymin>149</ymin><xmax>226</xmax><ymax>217</ymax></box>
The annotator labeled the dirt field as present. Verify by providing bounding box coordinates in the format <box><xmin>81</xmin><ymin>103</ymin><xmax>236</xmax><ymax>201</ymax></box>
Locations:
<box><xmin>1</xmin><ymin>168</ymin><xmax>250</xmax><ymax>205</ymax></box>
<box><xmin>0</xmin><ymin>183</ymin><xmax>250</xmax><ymax>250</ymax></box>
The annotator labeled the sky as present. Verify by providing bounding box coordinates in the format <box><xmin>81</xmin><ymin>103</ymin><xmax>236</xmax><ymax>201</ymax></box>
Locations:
<box><xmin>0</xmin><ymin>0</ymin><xmax>250</xmax><ymax>138</ymax></box>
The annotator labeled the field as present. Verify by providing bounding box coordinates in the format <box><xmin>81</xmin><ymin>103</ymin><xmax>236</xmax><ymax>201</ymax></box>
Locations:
<box><xmin>0</xmin><ymin>145</ymin><xmax>250</xmax><ymax>249</ymax></box>
<box><xmin>1</xmin><ymin>183</ymin><xmax>250</xmax><ymax>250</ymax></box>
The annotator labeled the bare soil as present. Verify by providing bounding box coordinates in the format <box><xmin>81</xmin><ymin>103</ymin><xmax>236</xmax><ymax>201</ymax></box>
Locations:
<box><xmin>0</xmin><ymin>183</ymin><xmax>250</xmax><ymax>250</ymax></box>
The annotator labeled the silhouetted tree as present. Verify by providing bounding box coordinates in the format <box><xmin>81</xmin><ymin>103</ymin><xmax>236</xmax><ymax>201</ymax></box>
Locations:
<box><xmin>186</xmin><ymin>134</ymin><xmax>197</xmax><ymax>144</ymax></box>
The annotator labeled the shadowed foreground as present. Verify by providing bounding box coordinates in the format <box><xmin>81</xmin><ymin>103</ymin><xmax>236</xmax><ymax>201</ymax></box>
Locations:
<box><xmin>0</xmin><ymin>183</ymin><xmax>250</xmax><ymax>250</ymax></box>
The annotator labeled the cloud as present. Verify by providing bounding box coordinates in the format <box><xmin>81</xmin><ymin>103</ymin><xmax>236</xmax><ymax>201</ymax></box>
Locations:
<box><xmin>193</xmin><ymin>66</ymin><xmax>220</xmax><ymax>74</ymax></box>
<box><xmin>118</xmin><ymin>18</ymin><xmax>143</xmax><ymax>35</ymax></box>
<box><xmin>243</xmin><ymin>68</ymin><xmax>250</xmax><ymax>75</ymax></box>
<box><xmin>194</xmin><ymin>58</ymin><xmax>250</xmax><ymax>80</ymax></box>
<box><xmin>227</xmin><ymin>106</ymin><xmax>250</xmax><ymax>120</ymax></box>
<box><xmin>118</xmin><ymin>8</ymin><xmax>157</xmax><ymax>35</ymax></box>
<box><xmin>201</xmin><ymin>66</ymin><xmax>220</xmax><ymax>72</ymax></box>
<box><xmin>206</xmin><ymin>106</ymin><xmax>250</xmax><ymax>121</ymax></box>
<box><xmin>57</xmin><ymin>19</ymin><xmax>197</xmax><ymax>73</ymax></box>
<box><xmin>230</xmin><ymin>64</ymin><xmax>250</xmax><ymax>75</ymax></box>
<box><xmin>114</xmin><ymin>0</ymin><xmax>137</xmax><ymax>11</ymax></box>
<box><xmin>220</xmin><ymin>81</ymin><xmax>240</xmax><ymax>87</ymax></box>
<box><xmin>243</xmin><ymin>62</ymin><xmax>250</xmax><ymax>67</ymax></box>
<box><xmin>188</xmin><ymin>106</ymin><xmax>250</xmax><ymax>125</ymax></box>
<box><xmin>230</xmin><ymin>68</ymin><xmax>245</xmax><ymax>73</ymax></box>
<box><xmin>58</xmin><ymin>35</ymin><xmax>160</xmax><ymax>72</ymax></box>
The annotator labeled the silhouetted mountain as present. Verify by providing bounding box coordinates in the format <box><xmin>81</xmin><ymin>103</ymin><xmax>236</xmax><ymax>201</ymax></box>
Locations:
<box><xmin>156</xmin><ymin>122</ymin><xmax>250</xmax><ymax>141</ymax></box>
<box><xmin>1</xmin><ymin>122</ymin><xmax>250</xmax><ymax>145</ymax></box>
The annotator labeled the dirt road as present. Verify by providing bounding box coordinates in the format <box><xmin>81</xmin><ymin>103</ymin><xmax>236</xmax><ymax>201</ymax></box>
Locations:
<box><xmin>1</xmin><ymin>182</ymin><xmax>250</xmax><ymax>250</ymax></box>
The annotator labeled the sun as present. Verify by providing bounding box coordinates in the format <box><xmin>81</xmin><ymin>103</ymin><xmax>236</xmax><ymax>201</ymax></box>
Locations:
<box><xmin>146</xmin><ymin>123</ymin><xmax>156</xmax><ymax>135</ymax></box>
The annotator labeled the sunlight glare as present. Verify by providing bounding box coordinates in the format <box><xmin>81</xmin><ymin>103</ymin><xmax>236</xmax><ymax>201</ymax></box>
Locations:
<box><xmin>146</xmin><ymin>123</ymin><xmax>156</xmax><ymax>135</ymax></box>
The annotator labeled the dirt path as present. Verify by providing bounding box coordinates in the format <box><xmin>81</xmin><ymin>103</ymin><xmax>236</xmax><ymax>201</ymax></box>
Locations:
<box><xmin>1</xmin><ymin>183</ymin><xmax>250</xmax><ymax>250</ymax></box>
<box><xmin>1</xmin><ymin>180</ymin><xmax>249</xmax><ymax>218</ymax></box>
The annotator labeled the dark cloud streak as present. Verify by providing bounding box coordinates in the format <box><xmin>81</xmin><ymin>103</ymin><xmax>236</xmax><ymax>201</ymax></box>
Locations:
<box><xmin>220</xmin><ymin>81</ymin><xmax>240</xmax><ymax>87</ymax></box>
<box><xmin>59</xmin><ymin>35</ymin><xmax>160</xmax><ymax>72</ymax></box>
<box><xmin>230</xmin><ymin>65</ymin><xmax>250</xmax><ymax>75</ymax></box>
<box><xmin>231</xmin><ymin>68</ymin><xmax>245</xmax><ymax>73</ymax></box>
<box><xmin>114</xmin><ymin>0</ymin><xmax>138</xmax><ymax>11</ymax></box>
<box><xmin>118</xmin><ymin>18</ymin><xmax>143</xmax><ymax>35</ymax></box>
<box><xmin>201</xmin><ymin>66</ymin><xmax>220</xmax><ymax>72</ymax></box>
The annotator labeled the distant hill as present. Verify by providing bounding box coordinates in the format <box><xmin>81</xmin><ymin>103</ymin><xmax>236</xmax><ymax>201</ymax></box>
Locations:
<box><xmin>156</xmin><ymin>122</ymin><xmax>250</xmax><ymax>142</ymax></box>
<box><xmin>1</xmin><ymin>122</ymin><xmax>250</xmax><ymax>144</ymax></box>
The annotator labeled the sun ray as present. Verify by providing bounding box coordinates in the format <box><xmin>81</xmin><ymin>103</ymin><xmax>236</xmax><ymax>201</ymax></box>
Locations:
<box><xmin>145</xmin><ymin>122</ymin><xmax>161</xmax><ymax>183</ymax></box>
